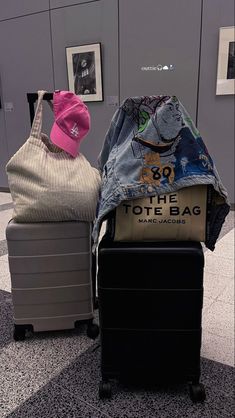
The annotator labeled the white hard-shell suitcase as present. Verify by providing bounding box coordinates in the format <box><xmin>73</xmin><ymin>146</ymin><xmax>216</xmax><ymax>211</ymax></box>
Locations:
<box><xmin>6</xmin><ymin>219</ymin><xmax>99</xmax><ymax>341</ymax></box>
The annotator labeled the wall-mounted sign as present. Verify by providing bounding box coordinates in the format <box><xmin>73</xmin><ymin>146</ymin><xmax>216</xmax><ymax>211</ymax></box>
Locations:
<box><xmin>4</xmin><ymin>102</ymin><xmax>14</xmax><ymax>112</ymax></box>
<box><xmin>107</xmin><ymin>96</ymin><xmax>119</xmax><ymax>106</ymax></box>
<box><xmin>141</xmin><ymin>64</ymin><xmax>175</xmax><ymax>71</ymax></box>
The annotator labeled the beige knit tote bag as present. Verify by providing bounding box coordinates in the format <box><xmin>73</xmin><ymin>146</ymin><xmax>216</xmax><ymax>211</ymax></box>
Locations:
<box><xmin>6</xmin><ymin>90</ymin><xmax>101</xmax><ymax>222</ymax></box>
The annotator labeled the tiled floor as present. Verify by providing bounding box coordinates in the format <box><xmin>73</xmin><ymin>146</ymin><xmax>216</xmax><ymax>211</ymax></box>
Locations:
<box><xmin>0</xmin><ymin>192</ymin><xmax>234</xmax><ymax>417</ymax></box>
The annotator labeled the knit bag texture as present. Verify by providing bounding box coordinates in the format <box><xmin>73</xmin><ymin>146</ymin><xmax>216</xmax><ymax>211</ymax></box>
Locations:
<box><xmin>6</xmin><ymin>90</ymin><xmax>101</xmax><ymax>222</ymax></box>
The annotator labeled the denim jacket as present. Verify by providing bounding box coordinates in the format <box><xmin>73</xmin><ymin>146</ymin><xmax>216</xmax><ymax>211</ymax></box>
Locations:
<box><xmin>93</xmin><ymin>95</ymin><xmax>230</xmax><ymax>250</ymax></box>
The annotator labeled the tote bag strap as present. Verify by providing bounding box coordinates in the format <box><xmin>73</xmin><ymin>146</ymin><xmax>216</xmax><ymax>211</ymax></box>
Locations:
<box><xmin>30</xmin><ymin>90</ymin><xmax>48</xmax><ymax>138</ymax></box>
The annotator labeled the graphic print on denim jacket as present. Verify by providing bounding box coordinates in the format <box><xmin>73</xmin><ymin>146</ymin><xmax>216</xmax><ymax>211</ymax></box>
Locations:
<box><xmin>93</xmin><ymin>95</ymin><xmax>230</xmax><ymax>251</ymax></box>
<box><xmin>129</xmin><ymin>97</ymin><xmax>214</xmax><ymax>187</ymax></box>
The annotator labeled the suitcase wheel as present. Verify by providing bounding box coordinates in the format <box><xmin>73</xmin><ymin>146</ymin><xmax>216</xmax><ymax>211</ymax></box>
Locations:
<box><xmin>189</xmin><ymin>382</ymin><xmax>206</xmax><ymax>403</ymax></box>
<box><xmin>99</xmin><ymin>381</ymin><xmax>112</xmax><ymax>399</ymax></box>
<box><xmin>94</xmin><ymin>297</ymin><xmax>99</xmax><ymax>310</ymax></box>
<box><xmin>87</xmin><ymin>321</ymin><xmax>99</xmax><ymax>340</ymax></box>
<box><xmin>13</xmin><ymin>325</ymin><xmax>26</xmax><ymax>342</ymax></box>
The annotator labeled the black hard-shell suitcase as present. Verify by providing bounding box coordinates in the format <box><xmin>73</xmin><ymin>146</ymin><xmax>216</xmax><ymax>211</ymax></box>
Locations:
<box><xmin>97</xmin><ymin>237</ymin><xmax>206</xmax><ymax>402</ymax></box>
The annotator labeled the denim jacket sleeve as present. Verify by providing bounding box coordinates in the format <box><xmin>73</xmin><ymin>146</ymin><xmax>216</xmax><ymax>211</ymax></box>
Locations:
<box><xmin>97</xmin><ymin>106</ymin><xmax>126</xmax><ymax>172</ymax></box>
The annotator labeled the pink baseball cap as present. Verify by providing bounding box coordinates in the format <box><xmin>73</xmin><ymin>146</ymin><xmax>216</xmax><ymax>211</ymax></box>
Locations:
<box><xmin>50</xmin><ymin>90</ymin><xmax>90</xmax><ymax>157</ymax></box>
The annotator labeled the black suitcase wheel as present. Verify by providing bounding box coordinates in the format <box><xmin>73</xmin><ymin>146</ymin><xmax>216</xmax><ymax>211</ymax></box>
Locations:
<box><xmin>13</xmin><ymin>325</ymin><xmax>26</xmax><ymax>341</ymax></box>
<box><xmin>87</xmin><ymin>322</ymin><xmax>99</xmax><ymax>339</ymax></box>
<box><xmin>99</xmin><ymin>381</ymin><xmax>112</xmax><ymax>399</ymax></box>
<box><xmin>94</xmin><ymin>297</ymin><xmax>99</xmax><ymax>310</ymax></box>
<box><xmin>189</xmin><ymin>383</ymin><xmax>206</xmax><ymax>403</ymax></box>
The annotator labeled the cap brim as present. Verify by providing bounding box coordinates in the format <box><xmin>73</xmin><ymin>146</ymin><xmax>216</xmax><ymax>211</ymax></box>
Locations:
<box><xmin>50</xmin><ymin>123</ymin><xmax>79</xmax><ymax>158</ymax></box>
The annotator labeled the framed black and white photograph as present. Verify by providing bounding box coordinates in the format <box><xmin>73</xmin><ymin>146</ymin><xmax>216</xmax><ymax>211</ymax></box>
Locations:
<box><xmin>216</xmin><ymin>26</ymin><xmax>235</xmax><ymax>95</ymax></box>
<box><xmin>66</xmin><ymin>43</ymin><xmax>103</xmax><ymax>102</ymax></box>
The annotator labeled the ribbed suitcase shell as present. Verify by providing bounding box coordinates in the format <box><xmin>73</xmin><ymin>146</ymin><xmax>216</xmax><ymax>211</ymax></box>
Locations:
<box><xmin>98</xmin><ymin>238</ymin><xmax>204</xmax><ymax>383</ymax></box>
<box><xmin>6</xmin><ymin>220</ymin><xmax>94</xmax><ymax>332</ymax></box>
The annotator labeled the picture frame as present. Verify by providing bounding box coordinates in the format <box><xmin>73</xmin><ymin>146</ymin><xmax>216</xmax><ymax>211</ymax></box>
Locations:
<box><xmin>216</xmin><ymin>26</ymin><xmax>235</xmax><ymax>95</ymax></box>
<box><xmin>66</xmin><ymin>43</ymin><xmax>103</xmax><ymax>102</ymax></box>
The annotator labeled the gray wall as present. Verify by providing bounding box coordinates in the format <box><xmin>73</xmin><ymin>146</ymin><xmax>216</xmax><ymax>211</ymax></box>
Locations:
<box><xmin>0</xmin><ymin>1</ymin><xmax>49</xmax><ymax>21</ymax></box>
<box><xmin>119</xmin><ymin>0</ymin><xmax>201</xmax><ymax>120</ymax></box>
<box><xmin>198</xmin><ymin>0</ymin><xmax>235</xmax><ymax>203</ymax></box>
<box><xmin>0</xmin><ymin>0</ymin><xmax>234</xmax><ymax>202</ymax></box>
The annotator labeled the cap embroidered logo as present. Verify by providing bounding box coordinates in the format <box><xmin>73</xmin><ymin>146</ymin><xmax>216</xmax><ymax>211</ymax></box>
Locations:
<box><xmin>71</xmin><ymin>123</ymin><xmax>79</xmax><ymax>137</ymax></box>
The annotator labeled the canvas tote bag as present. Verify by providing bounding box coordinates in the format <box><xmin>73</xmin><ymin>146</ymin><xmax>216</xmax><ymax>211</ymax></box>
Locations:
<box><xmin>6</xmin><ymin>90</ymin><xmax>101</xmax><ymax>222</ymax></box>
<box><xmin>114</xmin><ymin>185</ymin><xmax>208</xmax><ymax>242</ymax></box>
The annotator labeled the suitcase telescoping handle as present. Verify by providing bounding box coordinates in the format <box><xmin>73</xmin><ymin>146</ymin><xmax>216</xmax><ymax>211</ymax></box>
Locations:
<box><xmin>27</xmin><ymin>92</ymin><xmax>53</xmax><ymax>126</ymax></box>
